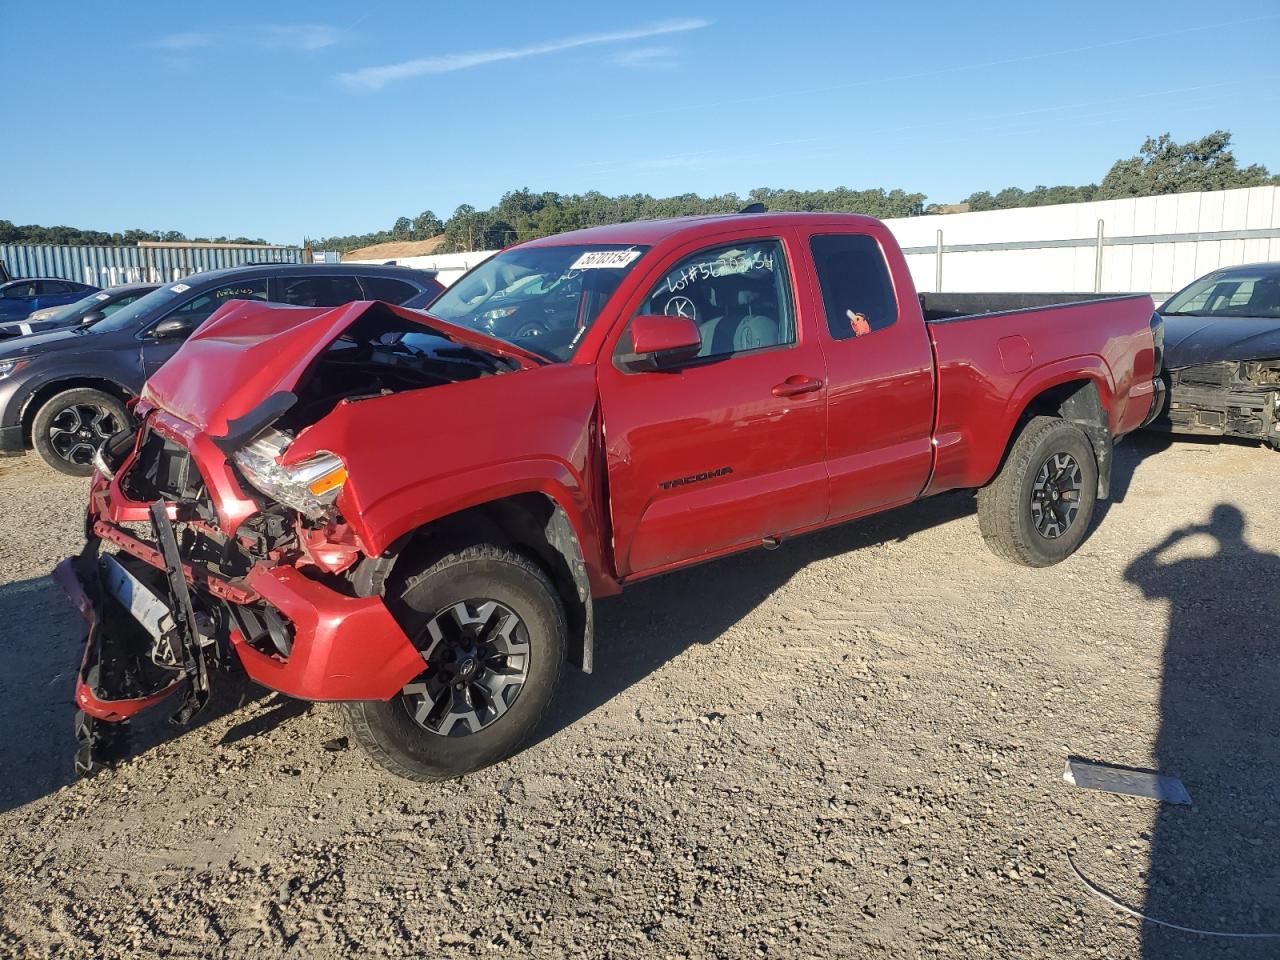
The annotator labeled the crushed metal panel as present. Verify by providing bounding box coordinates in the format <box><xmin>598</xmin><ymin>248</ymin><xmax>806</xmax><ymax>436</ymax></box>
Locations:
<box><xmin>1063</xmin><ymin>757</ymin><xmax>1192</xmax><ymax>805</ymax></box>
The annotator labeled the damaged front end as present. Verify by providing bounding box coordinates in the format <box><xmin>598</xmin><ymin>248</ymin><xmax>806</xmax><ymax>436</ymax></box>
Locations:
<box><xmin>55</xmin><ymin>299</ymin><xmax>529</xmax><ymax>774</ymax></box>
<box><xmin>1155</xmin><ymin>360</ymin><xmax>1280</xmax><ymax>448</ymax></box>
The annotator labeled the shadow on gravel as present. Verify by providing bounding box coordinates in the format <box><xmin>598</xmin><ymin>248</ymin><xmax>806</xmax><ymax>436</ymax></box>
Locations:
<box><xmin>0</xmin><ymin>573</ymin><xmax>284</xmax><ymax>813</ymax></box>
<box><xmin>1125</xmin><ymin>504</ymin><xmax>1280</xmax><ymax>958</ymax></box>
<box><xmin>541</xmin><ymin>490</ymin><xmax>977</xmax><ymax>744</ymax></box>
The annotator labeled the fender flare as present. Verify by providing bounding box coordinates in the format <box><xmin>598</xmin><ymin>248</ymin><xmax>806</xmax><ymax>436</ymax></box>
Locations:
<box><xmin>998</xmin><ymin>358</ymin><xmax>1117</xmax><ymax>498</ymax></box>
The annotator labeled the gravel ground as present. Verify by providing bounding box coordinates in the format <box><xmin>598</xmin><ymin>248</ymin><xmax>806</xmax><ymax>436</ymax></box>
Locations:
<box><xmin>0</xmin><ymin>434</ymin><xmax>1277</xmax><ymax>959</ymax></box>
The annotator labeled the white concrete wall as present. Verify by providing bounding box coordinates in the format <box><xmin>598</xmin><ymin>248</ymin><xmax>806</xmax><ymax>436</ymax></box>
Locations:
<box><xmin>350</xmin><ymin>186</ymin><xmax>1280</xmax><ymax>299</ymax></box>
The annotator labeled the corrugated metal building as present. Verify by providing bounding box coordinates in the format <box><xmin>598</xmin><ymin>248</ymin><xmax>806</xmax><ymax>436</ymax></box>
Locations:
<box><xmin>0</xmin><ymin>241</ymin><xmax>305</xmax><ymax>287</ymax></box>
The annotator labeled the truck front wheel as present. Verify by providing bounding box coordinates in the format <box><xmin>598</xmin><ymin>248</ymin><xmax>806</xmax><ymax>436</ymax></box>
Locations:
<box><xmin>343</xmin><ymin>544</ymin><xmax>566</xmax><ymax>782</ymax></box>
<box><xmin>976</xmin><ymin>416</ymin><xmax>1099</xmax><ymax>567</ymax></box>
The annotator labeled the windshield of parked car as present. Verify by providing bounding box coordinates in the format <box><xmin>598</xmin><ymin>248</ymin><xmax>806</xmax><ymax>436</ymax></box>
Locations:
<box><xmin>39</xmin><ymin>290</ymin><xmax>128</xmax><ymax>325</ymax></box>
<box><xmin>1162</xmin><ymin>269</ymin><xmax>1280</xmax><ymax>319</ymax></box>
<box><xmin>425</xmin><ymin>244</ymin><xmax>649</xmax><ymax>361</ymax></box>
<box><xmin>36</xmin><ymin>293</ymin><xmax>103</xmax><ymax>323</ymax></box>
<box><xmin>88</xmin><ymin>284</ymin><xmax>188</xmax><ymax>334</ymax></box>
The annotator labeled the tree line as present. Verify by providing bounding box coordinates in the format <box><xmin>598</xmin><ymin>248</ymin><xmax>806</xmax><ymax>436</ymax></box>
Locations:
<box><xmin>961</xmin><ymin>131</ymin><xmax>1278</xmax><ymax>211</ymax></box>
<box><xmin>313</xmin><ymin>131</ymin><xmax>1279</xmax><ymax>253</ymax></box>
<box><xmin>4</xmin><ymin>132</ymin><xmax>1275</xmax><ymax>253</ymax></box>
<box><xmin>0</xmin><ymin>223</ymin><xmax>268</xmax><ymax>247</ymax></box>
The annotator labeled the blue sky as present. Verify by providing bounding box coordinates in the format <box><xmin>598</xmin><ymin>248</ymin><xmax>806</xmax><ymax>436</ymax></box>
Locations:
<box><xmin>2</xmin><ymin>1</ymin><xmax>1278</xmax><ymax>244</ymax></box>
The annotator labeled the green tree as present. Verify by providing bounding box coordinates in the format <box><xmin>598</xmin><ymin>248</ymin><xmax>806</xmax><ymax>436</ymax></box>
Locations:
<box><xmin>412</xmin><ymin>209</ymin><xmax>443</xmax><ymax>238</ymax></box>
<box><xmin>1096</xmin><ymin>130</ymin><xmax>1278</xmax><ymax>199</ymax></box>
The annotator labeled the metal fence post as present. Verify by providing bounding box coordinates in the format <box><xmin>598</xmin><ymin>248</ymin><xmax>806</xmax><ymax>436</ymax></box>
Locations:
<box><xmin>1094</xmin><ymin>219</ymin><xmax>1105</xmax><ymax>293</ymax></box>
<box><xmin>935</xmin><ymin>229</ymin><xmax>944</xmax><ymax>292</ymax></box>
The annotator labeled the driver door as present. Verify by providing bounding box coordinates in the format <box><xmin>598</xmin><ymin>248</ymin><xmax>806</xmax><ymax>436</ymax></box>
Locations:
<box><xmin>597</xmin><ymin>231</ymin><xmax>829</xmax><ymax>578</ymax></box>
<box><xmin>141</xmin><ymin>279</ymin><xmax>269</xmax><ymax>377</ymax></box>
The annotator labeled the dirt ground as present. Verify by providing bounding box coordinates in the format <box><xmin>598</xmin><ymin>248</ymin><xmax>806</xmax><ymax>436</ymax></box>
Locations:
<box><xmin>0</xmin><ymin>433</ymin><xmax>1277</xmax><ymax>959</ymax></box>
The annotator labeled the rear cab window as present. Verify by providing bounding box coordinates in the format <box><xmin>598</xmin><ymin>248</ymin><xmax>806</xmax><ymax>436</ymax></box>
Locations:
<box><xmin>809</xmin><ymin>234</ymin><xmax>899</xmax><ymax>340</ymax></box>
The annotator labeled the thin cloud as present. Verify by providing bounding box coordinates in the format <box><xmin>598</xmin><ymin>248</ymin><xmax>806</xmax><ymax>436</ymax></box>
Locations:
<box><xmin>147</xmin><ymin>24</ymin><xmax>343</xmax><ymax>54</ymax></box>
<box><xmin>151</xmin><ymin>32</ymin><xmax>212</xmax><ymax>51</ymax></box>
<box><xmin>337</xmin><ymin>17</ymin><xmax>711</xmax><ymax>90</ymax></box>
<box><xmin>258</xmin><ymin>24</ymin><xmax>343</xmax><ymax>51</ymax></box>
<box><xmin>608</xmin><ymin>46</ymin><xmax>678</xmax><ymax>70</ymax></box>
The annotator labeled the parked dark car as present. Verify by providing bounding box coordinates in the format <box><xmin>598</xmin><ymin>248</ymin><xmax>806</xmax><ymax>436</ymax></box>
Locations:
<box><xmin>0</xmin><ymin>264</ymin><xmax>442</xmax><ymax>474</ymax></box>
<box><xmin>0</xmin><ymin>283</ymin><xmax>159</xmax><ymax>341</ymax></box>
<box><xmin>0</xmin><ymin>278</ymin><xmax>100</xmax><ymax>322</ymax></box>
<box><xmin>1151</xmin><ymin>262</ymin><xmax>1280</xmax><ymax>449</ymax></box>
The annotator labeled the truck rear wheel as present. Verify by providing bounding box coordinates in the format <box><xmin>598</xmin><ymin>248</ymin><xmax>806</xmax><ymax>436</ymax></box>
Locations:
<box><xmin>976</xmin><ymin>416</ymin><xmax>1098</xmax><ymax>567</ymax></box>
<box><xmin>343</xmin><ymin>544</ymin><xmax>566</xmax><ymax>782</ymax></box>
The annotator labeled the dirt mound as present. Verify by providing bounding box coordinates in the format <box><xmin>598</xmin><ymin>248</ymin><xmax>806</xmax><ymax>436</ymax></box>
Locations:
<box><xmin>342</xmin><ymin>236</ymin><xmax>445</xmax><ymax>261</ymax></box>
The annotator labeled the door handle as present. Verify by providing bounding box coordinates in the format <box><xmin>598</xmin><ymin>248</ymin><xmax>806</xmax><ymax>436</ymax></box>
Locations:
<box><xmin>772</xmin><ymin>374</ymin><xmax>824</xmax><ymax>398</ymax></box>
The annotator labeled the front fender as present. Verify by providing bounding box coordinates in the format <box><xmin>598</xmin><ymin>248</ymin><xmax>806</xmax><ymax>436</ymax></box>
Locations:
<box><xmin>353</xmin><ymin>458</ymin><xmax>615</xmax><ymax>596</ymax></box>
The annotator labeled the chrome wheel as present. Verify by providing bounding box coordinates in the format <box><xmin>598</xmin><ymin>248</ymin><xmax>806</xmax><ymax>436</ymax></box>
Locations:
<box><xmin>400</xmin><ymin>599</ymin><xmax>531</xmax><ymax>737</ymax></box>
<box><xmin>48</xmin><ymin>403</ymin><xmax>119</xmax><ymax>467</ymax></box>
<box><xmin>1030</xmin><ymin>452</ymin><xmax>1082</xmax><ymax>539</ymax></box>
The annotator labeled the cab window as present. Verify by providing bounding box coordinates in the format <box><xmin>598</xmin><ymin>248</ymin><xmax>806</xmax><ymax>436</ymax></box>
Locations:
<box><xmin>360</xmin><ymin>276</ymin><xmax>420</xmax><ymax>303</ymax></box>
<box><xmin>635</xmin><ymin>239</ymin><xmax>794</xmax><ymax>360</ymax></box>
<box><xmin>278</xmin><ymin>275</ymin><xmax>363</xmax><ymax>307</ymax></box>
<box><xmin>809</xmin><ymin>234</ymin><xmax>899</xmax><ymax>340</ymax></box>
<box><xmin>161</xmin><ymin>279</ymin><xmax>269</xmax><ymax>330</ymax></box>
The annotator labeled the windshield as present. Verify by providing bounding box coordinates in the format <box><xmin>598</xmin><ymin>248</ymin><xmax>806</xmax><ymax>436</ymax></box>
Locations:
<box><xmin>38</xmin><ymin>293</ymin><xmax>102</xmax><ymax>323</ymax></box>
<box><xmin>425</xmin><ymin>244</ymin><xmax>648</xmax><ymax>361</ymax></box>
<box><xmin>40</xmin><ymin>290</ymin><xmax>118</xmax><ymax>325</ymax></box>
<box><xmin>1163</xmin><ymin>269</ymin><xmax>1280</xmax><ymax>319</ymax></box>
<box><xmin>90</xmin><ymin>284</ymin><xmax>187</xmax><ymax>334</ymax></box>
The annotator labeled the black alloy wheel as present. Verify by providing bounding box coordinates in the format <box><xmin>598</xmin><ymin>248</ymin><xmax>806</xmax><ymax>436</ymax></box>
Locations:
<box><xmin>1029</xmin><ymin>452</ymin><xmax>1083</xmax><ymax>539</ymax></box>
<box><xmin>400</xmin><ymin>598</ymin><xmax>532</xmax><ymax>737</ymax></box>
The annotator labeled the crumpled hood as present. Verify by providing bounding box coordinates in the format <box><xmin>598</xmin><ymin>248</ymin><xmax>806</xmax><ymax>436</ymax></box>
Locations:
<box><xmin>142</xmin><ymin>299</ymin><xmax>541</xmax><ymax>438</ymax></box>
<box><xmin>1161</xmin><ymin>312</ymin><xmax>1280</xmax><ymax>368</ymax></box>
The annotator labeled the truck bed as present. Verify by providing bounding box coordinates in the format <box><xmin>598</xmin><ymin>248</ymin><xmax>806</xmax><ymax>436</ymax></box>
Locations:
<box><xmin>919</xmin><ymin>292</ymin><xmax>1136</xmax><ymax>323</ymax></box>
<box><xmin>922</xmin><ymin>293</ymin><xmax>1157</xmax><ymax>495</ymax></box>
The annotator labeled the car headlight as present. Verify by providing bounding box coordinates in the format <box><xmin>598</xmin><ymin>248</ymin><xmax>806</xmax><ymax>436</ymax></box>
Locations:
<box><xmin>232</xmin><ymin>429</ymin><xmax>347</xmax><ymax>519</ymax></box>
<box><xmin>0</xmin><ymin>359</ymin><xmax>28</xmax><ymax>380</ymax></box>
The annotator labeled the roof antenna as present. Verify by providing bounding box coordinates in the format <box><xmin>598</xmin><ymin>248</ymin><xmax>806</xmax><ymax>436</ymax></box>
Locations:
<box><xmin>738</xmin><ymin>202</ymin><xmax>767</xmax><ymax>214</ymax></box>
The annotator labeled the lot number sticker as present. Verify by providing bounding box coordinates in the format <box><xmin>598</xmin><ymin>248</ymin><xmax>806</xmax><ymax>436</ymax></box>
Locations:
<box><xmin>570</xmin><ymin>249</ymin><xmax>642</xmax><ymax>270</ymax></box>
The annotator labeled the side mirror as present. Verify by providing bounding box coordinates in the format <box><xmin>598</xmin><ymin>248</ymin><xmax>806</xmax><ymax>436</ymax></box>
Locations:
<box><xmin>79</xmin><ymin>310</ymin><xmax>105</xmax><ymax>326</ymax></box>
<box><xmin>622</xmin><ymin>314</ymin><xmax>702</xmax><ymax>371</ymax></box>
<box><xmin>150</xmin><ymin>316</ymin><xmax>194</xmax><ymax>339</ymax></box>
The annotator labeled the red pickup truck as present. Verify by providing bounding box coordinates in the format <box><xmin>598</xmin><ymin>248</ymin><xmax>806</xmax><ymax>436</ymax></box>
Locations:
<box><xmin>56</xmin><ymin>212</ymin><xmax>1163</xmax><ymax>780</ymax></box>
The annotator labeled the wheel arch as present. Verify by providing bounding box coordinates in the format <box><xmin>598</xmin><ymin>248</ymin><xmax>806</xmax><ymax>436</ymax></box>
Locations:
<box><xmin>20</xmin><ymin>376</ymin><xmax>134</xmax><ymax>445</ymax></box>
<box><xmin>357</xmin><ymin>491</ymin><xmax>600</xmax><ymax>673</ymax></box>
<box><xmin>996</xmin><ymin>365</ymin><xmax>1115</xmax><ymax>500</ymax></box>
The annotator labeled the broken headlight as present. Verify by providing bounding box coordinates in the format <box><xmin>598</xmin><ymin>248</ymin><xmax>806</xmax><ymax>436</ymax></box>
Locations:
<box><xmin>233</xmin><ymin>429</ymin><xmax>347</xmax><ymax>520</ymax></box>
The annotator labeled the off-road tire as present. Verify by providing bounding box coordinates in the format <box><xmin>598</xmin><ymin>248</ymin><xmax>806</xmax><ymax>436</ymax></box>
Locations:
<box><xmin>343</xmin><ymin>544</ymin><xmax>566</xmax><ymax>782</ymax></box>
<box><xmin>976</xmin><ymin>416</ymin><xmax>1099</xmax><ymax>567</ymax></box>
<box><xmin>32</xmin><ymin>387</ymin><xmax>130</xmax><ymax>477</ymax></box>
